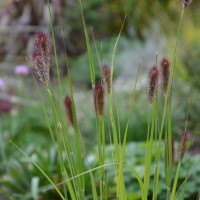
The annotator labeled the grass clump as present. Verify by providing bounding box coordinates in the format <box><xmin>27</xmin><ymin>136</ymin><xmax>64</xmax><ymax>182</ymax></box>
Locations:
<box><xmin>7</xmin><ymin>1</ymin><xmax>199</xmax><ymax>200</ymax></box>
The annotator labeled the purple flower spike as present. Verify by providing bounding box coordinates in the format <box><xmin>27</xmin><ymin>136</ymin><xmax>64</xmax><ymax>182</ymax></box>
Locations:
<box><xmin>160</xmin><ymin>58</ymin><xmax>170</xmax><ymax>95</ymax></box>
<box><xmin>14</xmin><ymin>65</ymin><xmax>30</xmax><ymax>76</ymax></box>
<box><xmin>32</xmin><ymin>32</ymin><xmax>52</xmax><ymax>86</ymax></box>
<box><xmin>147</xmin><ymin>66</ymin><xmax>159</xmax><ymax>103</ymax></box>
<box><xmin>94</xmin><ymin>83</ymin><xmax>104</xmax><ymax>118</ymax></box>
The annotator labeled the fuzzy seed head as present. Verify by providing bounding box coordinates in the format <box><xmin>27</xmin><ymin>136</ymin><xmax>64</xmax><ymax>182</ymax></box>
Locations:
<box><xmin>32</xmin><ymin>52</ymin><xmax>49</xmax><ymax>84</ymax></box>
<box><xmin>102</xmin><ymin>64</ymin><xmax>111</xmax><ymax>94</ymax></box>
<box><xmin>183</xmin><ymin>0</ymin><xmax>191</xmax><ymax>9</ymax></box>
<box><xmin>147</xmin><ymin>66</ymin><xmax>159</xmax><ymax>103</ymax></box>
<box><xmin>93</xmin><ymin>83</ymin><xmax>104</xmax><ymax>118</ymax></box>
<box><xmin>160</xmin><ymin>58</ymin><xmax>170</xmax><ymax>95</ymax></box>
<box><xmin>32</xmin><ymin>32</ymin><xmax>52</xmax><ymax>86</ymax></box>
<box><xmin>64</xmin><ymin>96</ymin><xmax>74</xmax><ymax>126</ymax></box>
<box><xmin>179</xmin><ymin>132</ymin><xmax>188</xmax><ymax>161</ymax></box>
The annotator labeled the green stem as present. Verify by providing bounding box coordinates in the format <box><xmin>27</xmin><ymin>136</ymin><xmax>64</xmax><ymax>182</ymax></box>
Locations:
<box><xmin>154</xmin><ymin>9</ymin><xmax>185</xmax><ymax>198</ymax></box>
<box><xmin>47</xmin><ymin>0</ymin><xmax>62</xmax><ymax>99</ymax></box>
<box><xmin>170</xmin><ymin>10</ymin><xmax>184</xmax><ymax>100</ymax></box>
<box><xmin>170</xmin><ymin>162</ymin><xmax>181</xmax><ymax>200</ymax></box>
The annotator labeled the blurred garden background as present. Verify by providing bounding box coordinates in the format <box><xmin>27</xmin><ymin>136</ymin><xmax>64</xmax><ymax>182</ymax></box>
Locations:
<box><xmin>0</xmin><ymin>0</ymin><xmax>200</xmax><ymax>199</ymax></box>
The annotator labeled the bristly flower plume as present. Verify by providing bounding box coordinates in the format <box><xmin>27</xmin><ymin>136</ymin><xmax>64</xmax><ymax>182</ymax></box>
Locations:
<box><xmin>64</xmin><ymin>96</ymin><xmax>74</xmax><ymax>126</ymax></box>
<box><xmin>32</xmin><ymin>52</ymin><xmax>47</xmax><ymax>83</ymax></box>
<box><xmin>147</xmin><ymin>66</ymin><xmax>159</xmax><ymax>103</ymax></box>
<box><xmin>93</xmin><ymin>83</ymin><xmax>104</xmax><ymax>118</ymax></box>
<box><xmin>102</xmin><ymin>64</ymin><xmax>111</xmax><ymax>94</ymax></box>
<box><xmin>183</xmin><ymin>0</ymin><xmax>191</xmax><ymax>9</ymax></box>
<box><xmin>179</xmin><ymin>132</ymin><xmax>188</xmax><ymax>162</ymax></box>
<box><xmin>32</xmin><ymin>32</ymin><xmax>52</xmax><ymax>86</ymax></box>
<box><xmin>160</xmin><ymin>58</ymin><xmax>170</xmax><ymax>95</ymax></box>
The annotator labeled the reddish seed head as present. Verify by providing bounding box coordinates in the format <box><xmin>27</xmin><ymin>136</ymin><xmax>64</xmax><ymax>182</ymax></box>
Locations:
<box><xmin>147</xmin><ymin>66</ymin><xmax>159</xmax><ymax>103</ymax></box>
<box><xmin>93</xmin><ymin>83</ymin><xmax>104</xmax><ymax>118</ymax></box>
<box><xmin>160</xmin><ymin>58</ymin><xmax>170</xmax><ymax>95</ymax></box>
<box><xmin>183</xmin><ymin>0</ymin><xmax>191</xmax><ymax>9</ymax></box>
<box><xmin>32</xmin><ymin>52</ymin><xmax>49</xmax><ymax>84</ymax></box>
<box><xmin>102</xmin><ymin>64</ymin><xmax>111</xmax><ymax>94</ymax></box>
<box><xmin>32</xmin><ymin>32</ymin><xmax>52</xmax><ymax>86</ymax></box>
<box><xmin>64</xmin><ymin>96</ymin><xmax>74</xmax><ymax>126</ymax></box>
<box><xmin>179</xmin><ymin>132</ymin><xmax>188</xmax><ymax>162</ymax></box>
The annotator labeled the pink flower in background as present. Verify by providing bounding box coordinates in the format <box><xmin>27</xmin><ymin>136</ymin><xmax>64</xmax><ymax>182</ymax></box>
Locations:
<box><xmin>14</xmin><ymin>65</ymin><xmax>30</xmax><ymax>76</ymax></box>
<box><xmin>0</xmin><ymin>78</ymin><xmax>5</xmax><ymax>90</ymax></box>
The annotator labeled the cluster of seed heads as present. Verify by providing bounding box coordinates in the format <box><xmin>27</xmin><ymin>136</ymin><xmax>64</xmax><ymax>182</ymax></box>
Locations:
<box><xmin>64</xmin><ymin>65</ymin><xmax>111</xmax><ymax>125</ymax></box>
<box><xmin>92</xmin><ymin>65</ymin><xmax>111</xmax><ymax>118</ymax></box>
<box><xmin>147</xmin><ymin>58</ymin><xmax>171</xmax><ymax>103</ymax></box>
